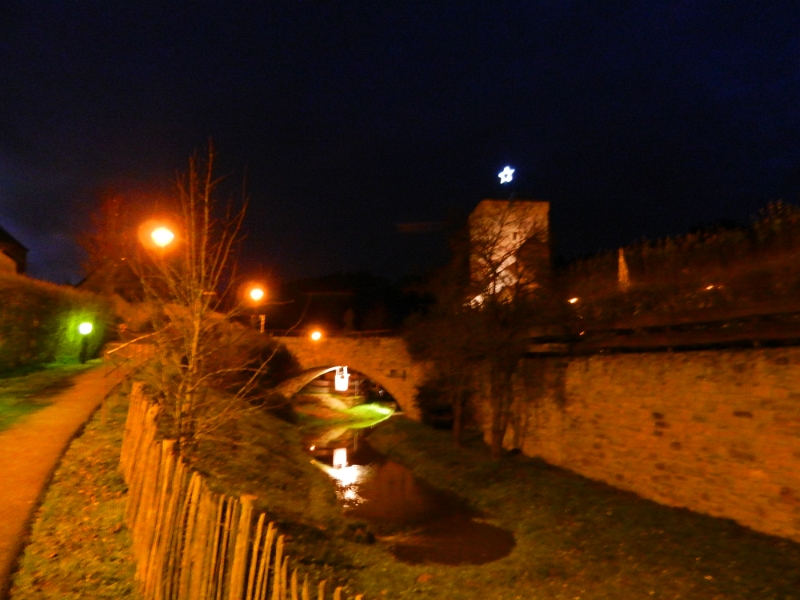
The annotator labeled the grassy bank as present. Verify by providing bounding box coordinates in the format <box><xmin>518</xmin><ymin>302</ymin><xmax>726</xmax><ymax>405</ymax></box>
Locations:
<box><xmin>362</xmin><ymin>417</ymin><xmax>800</xmax><ymax>599</ymax></box>
<box><xmin>13</xmin><ymin>388</ymin><xmax>800</xmax><ymax>599</ymax></box>
<box><xmin>9</xmin><ymin>384</ymin><xmax>138</xmax><ymax>599</ymax></box>
<box><xmin>0</xmin><ymin>363</ymin><xmax>94</xmax><ymax>432</ymax></box>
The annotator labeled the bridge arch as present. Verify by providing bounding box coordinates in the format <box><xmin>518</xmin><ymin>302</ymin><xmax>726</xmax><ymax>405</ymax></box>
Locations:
<box><xmin>274</xmin><ymin>336</ymin><xmax>424</xmax><ymax>420</ymax></box>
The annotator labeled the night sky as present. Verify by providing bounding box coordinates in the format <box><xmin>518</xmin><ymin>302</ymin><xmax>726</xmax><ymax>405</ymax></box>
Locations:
<box><xmin>2</xmin><ymin>1</ymin><xmax>799</xmax><ymax>284</ymax></box>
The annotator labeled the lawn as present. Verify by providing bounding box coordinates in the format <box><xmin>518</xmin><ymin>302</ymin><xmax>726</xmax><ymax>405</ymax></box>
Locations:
<box><xmin>11</xmin><ymin>388</ymin><xmax>800</xmax><ymax>599</ymax></box>
<box><xmin>0</xmin><ymin>362</ymin><xmax>94</xmax><ymax>431</ymax></box>
<box><xmin>357</xmin><ymin>417</ymin><xmax>800</xmax><ymax>599</ymax></box>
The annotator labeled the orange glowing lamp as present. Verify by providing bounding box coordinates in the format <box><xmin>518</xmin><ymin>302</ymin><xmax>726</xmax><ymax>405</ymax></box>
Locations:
<box><xmin>151</xmin><ymin>226</ymin><xmax>175</xmax><ymax>248</ymax></box>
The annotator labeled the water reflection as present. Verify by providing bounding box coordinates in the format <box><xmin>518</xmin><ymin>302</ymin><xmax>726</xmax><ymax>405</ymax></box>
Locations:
<box><xmin>308</xmin><ymin>428</ymin><xmax>515</xmax><ymax>565</ymax></box>
<box><xmin>320</xmin><ymin>462</ymin><xmax>371</xmax><ymax>508</ymax></box>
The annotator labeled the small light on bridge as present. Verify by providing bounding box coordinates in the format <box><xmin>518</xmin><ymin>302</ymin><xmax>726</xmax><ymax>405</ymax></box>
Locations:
<box><xmin>333</xmin><ymin>448</ymin><xmax>347</xmax><ymax>469</ymax></box>
<box><xmin>310</xmin><ymin>330</ymin><xmax>323</xmax><ymax>341</ymax></box>
<box><xmin>568</xmin><ymin>297</ymin><xmax>579</xmax><ymax>304</ymax></box>
<box><xmin>334</xmin><ymin>366</ymin><xmax>350</xmax><ymax>392</ymax></box>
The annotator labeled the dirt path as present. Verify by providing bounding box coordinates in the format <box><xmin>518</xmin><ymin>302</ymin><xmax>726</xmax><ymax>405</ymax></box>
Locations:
<box><xmin>0</xmin><ymin>364</ymin><xmax>130</xmax><ymax>599</ymax></box>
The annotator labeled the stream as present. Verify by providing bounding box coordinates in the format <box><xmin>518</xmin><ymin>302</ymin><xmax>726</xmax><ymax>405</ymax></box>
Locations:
<box><xmin>305</xmin><ymin>422</ymin><xmax>515</xmax><ymax>565</ymax></box>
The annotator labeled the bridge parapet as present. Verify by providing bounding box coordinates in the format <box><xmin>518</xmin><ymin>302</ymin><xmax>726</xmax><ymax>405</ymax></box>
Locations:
<box><xmin>275</xmin><ymin>336</ymin><xmax>424</xmax><ymax>420</ymax></box>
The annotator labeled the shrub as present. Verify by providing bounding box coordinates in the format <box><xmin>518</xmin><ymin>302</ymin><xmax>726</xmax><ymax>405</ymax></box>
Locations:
<box><xmin>0</xmin><ymin>272</ymin><xmax>113</xmax><ymax>371</ymax></box>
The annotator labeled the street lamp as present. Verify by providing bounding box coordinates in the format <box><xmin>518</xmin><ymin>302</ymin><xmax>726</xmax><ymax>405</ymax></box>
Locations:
<box><xmin>78</xmin><ymin>321</ymin><xmax>93</xmax><ymax>363</ymax></box>
<box><xmin>150</xmin><ymin>226</ymin><xmax>175</xmax><ymax>248</ymax></box>
<box><xmin>246</xmin><ymin>284</ymin><xmax>267</xmax><ymax>332</ymax></box>
<box><xmin>310</xmin><ymin>330</ymin><xmax>323</xmax><ymax>341</ymax></box>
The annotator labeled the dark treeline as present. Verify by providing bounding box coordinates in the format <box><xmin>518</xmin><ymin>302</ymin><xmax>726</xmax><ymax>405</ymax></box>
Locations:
<box><xmin>262</xmin><ymin>272</ymin><xmax>427</xmax><ymax>334</ymax></box>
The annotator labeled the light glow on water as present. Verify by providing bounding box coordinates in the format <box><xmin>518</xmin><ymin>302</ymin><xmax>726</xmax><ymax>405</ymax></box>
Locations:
<box><xmin>317</xmin><ymin>461</ymin><xmax>369</xmax><ymax>508</ymax></box>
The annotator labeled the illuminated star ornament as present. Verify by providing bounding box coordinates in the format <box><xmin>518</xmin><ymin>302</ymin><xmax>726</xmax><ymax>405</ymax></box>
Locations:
<box><xmin>498</xmin><ymin>166</ymin><xmax>515</xmax><ymax>184</ymax></box>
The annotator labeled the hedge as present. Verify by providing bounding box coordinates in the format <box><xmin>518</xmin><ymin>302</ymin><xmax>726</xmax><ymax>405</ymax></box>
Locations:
<box><xmin>0</xmin><ymin>272</ymin><xmax>113</xmax><ymax>371</ymax></box>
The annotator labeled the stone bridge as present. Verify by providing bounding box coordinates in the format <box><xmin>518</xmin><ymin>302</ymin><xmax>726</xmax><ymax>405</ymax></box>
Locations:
<box><xmin>274</xmin><ymin>336</ymin><xmax>424</xmax><ymax>420</ymax></box>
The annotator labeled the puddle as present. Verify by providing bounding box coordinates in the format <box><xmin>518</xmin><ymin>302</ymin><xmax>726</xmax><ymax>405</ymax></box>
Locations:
<box><xmin>307</xmin><ymin>429</ymin><xmax>515</xmax><ymax>565</ymax></box>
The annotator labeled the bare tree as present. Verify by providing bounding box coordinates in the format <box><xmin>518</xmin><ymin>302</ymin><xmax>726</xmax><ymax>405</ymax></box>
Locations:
<box><xmin>135</xmin><ymin>144</ymin><xmax>271</xmax><ymax>449</ymax></box>
<box><xmin>409</xmin><ymin>200</ymin><xmax>552</xmax><ymax>457</ymax></box>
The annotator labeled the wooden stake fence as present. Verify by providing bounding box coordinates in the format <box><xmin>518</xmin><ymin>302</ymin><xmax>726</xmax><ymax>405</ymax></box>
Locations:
<box><xmin>120</xmin><ymin>383</ymin><xmax>363</xmax><ymax>600</ymax></box>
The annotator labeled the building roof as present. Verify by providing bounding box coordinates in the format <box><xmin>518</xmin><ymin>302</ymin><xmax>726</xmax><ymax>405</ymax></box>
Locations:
<box><xmin>0</xmin><ymin>225</ymin><xmax>28</xmax><ymax>250</ymax></box>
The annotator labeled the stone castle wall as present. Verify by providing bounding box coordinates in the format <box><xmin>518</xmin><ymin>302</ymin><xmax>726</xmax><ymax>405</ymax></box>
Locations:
<box><xmin>475</xmin><ymin>347</ymin><xmax>800</xmax><ymax>542</ymax></box>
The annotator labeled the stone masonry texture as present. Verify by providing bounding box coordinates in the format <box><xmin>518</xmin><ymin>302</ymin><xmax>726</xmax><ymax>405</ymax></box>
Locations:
<box><xmin>479</xmin><ymin>347</ymin><xmax>800</xmax><ymax>543</ymax></box>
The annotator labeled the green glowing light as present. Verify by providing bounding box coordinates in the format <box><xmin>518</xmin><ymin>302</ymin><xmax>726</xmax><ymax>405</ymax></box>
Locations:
<box><xmin>78</xmin><ymin>322</ymin><xmax>93</xmax><ymax>335</ymax></box>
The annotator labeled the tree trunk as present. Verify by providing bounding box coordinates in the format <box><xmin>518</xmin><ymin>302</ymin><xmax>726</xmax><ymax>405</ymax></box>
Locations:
<box><xmin>488</xmin><ymin>358</ymin><xmax>518</xmax><ymax>458</ymax></box>
<box><xmin>452</xmin><ymin>394</ymin><xmax>463</xmax><ymax>447</ymax></box>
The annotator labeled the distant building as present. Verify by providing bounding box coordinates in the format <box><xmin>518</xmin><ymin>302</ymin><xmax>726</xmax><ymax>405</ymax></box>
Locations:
<box><xmin>0</xmin><ymin>225</ymin><xmax>28</xmax><ymax>274</ymax></box>
<box><xmin>468</xmin><ymin>199</ymin><xmax>550</xmax><ymax>302</ymax></box>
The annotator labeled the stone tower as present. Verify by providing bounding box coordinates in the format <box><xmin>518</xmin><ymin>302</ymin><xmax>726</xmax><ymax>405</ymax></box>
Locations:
<box><xmin>468</xmin><ymin>199</ymin><xmax>550</xmax><ymax>302</ymax></box>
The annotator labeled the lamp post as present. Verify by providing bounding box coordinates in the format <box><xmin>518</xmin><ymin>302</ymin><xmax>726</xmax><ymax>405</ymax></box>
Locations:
<box><xmin>78</xmin><ymin>321</ymin><xmax>93</xmax><ymax>363</ymax></box>
<box><xmin>247</xmin><ymin>285</ymin><xmax>267</xmax><ymax>332</ymax></box>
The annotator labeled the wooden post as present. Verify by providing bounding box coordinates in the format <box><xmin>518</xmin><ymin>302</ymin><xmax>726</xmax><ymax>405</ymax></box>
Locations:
<box><xmin>133</xmin><ymin>441</ymin><xmax>163</xmax><ymax>582</ymax></box>
<box><xmin>178</xmin><ymin>473</ymin><xmax>203</xmax><ymax>599</ymax></box>
<box><xmin>215</xmin><ymin>498</ymin><xmax>234</xmax><ymax>600</ymax></box>
<box><xmin>141</xmin><ymin>440</ymin><xmax>176</xmax><ymax>596</ymax></box>
<box><xmin>188</xmin><ymin>481</ymin><xmax>215</xmax><ymax>599</ymax></box>
<box><xmin>163</xmin><ymin>461</ymin><xmax>190</xmax><ymax>600</ymax></box>
<box><xmin>228</xmin><ymin>495</ymin><xmax>256</xmax><ymax>600</ymax></box>
<box><xmin>245</xmin><ymin>513</ymin><xmax>266</xmax><ymax>600</ymax></box>
<box><xmin>198</xmin><ymin>492</ymin><xmax>222</xmax><ymax>600</ymax></box>
<box><xmin>255</xmin><ymin>522</ymin><xmax>275</xmax><ymax>600</ymax></box>
<box><xmin>272</xmin><ymin>536</ymin><xmax>284</xmax><ymax>600</ymax></box>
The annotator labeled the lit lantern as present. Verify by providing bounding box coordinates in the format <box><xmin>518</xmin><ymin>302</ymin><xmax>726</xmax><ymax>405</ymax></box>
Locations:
<box><xmin>150</xmin><ymin>226</ymin><xmax>175</xmax><ymax>248</ymax></box>
<box><xmin>78</xmin><ymin>322</ymin><xmax>93</xmax><ymax>335</ymax></box>
<box><xmin>249</xmin><ymin>287</ymin><xmax>265</xmax><ymax>302</ymax></box>
<box><xmin>310</xmin><ymin>330</ymin><xmax>323</xmax><ymax>341</ymax></box>
<box><xmin>334</xmin><ymin>366</ymin><xmax>350</xmax><ymax>392</ymax></box>
<box><xmin>332</xmin><ymin>448</ymin><xmax>347</xmax><ymax>469</ymax></box>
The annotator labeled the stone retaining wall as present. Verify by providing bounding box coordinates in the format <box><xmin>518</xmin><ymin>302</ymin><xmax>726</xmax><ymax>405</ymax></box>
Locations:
<box><xmin>478</xmin><ymin>347</ymin><xmax>800</xmax><ymax>542</ymax></box>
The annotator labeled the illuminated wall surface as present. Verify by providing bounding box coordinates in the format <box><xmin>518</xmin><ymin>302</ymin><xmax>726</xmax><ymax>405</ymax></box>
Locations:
<box><xmin>472</xmin><ymin>347</ymin><xmax>800</xmax><ymax>543</ymax></box>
